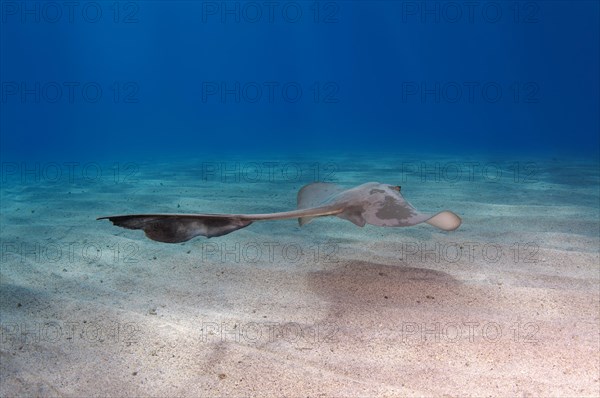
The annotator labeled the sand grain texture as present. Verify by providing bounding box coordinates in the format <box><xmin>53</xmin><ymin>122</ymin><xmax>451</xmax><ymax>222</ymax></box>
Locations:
<box><xmin>1</xmin><ymin>154</ymin><xmax>598</xmax><ymax>397</ymax></box>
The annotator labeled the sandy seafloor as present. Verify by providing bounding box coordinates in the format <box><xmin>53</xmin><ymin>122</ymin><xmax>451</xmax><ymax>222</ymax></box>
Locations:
<box><xmin>0</xmin><ymin>152</ymin><xmax>598</xmax><ymax>397</ymax></box>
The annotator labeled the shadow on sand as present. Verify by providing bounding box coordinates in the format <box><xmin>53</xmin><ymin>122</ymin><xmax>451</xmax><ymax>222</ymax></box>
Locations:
<box><xmin>307</xmin><ymin>260</ymin><xmax>461</xmax><ymax>320</ymax></box>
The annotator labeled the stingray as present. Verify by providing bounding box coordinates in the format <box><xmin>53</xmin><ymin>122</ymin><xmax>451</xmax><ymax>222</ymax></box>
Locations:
<box><xmin>97</xmin><ymin>182</ymin><xmax>461</xmax><ymax>243</ymax></box>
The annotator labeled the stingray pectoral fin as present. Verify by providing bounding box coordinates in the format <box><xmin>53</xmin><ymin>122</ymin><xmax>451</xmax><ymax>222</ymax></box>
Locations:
<box><xmin>298</xmin><ymin>216</ymin><xmax>315</xmax><ymax>226</ymax></box>
<box><xmin>297</xmin><ymin>182</ymin><xmax>345</xmax><ymax>226</ymax></box>
<box><xmin>425</xmin><ymin>211</ymin><xmax>461</xmax><ymax>231</ymax></box>
<box><xmin>97</xmin><ymin>214</ymin><xmax>253</xmax><ymax>243</ymax></box>
<box><xmin>337</xmin><ymin>183</ymin><xmax>461</xmax><ymax>231</ymax></box>
<box><xmin>297</xmin><ymin>182</ymin><xmax>345</xmax><ymax>209</ymax></box>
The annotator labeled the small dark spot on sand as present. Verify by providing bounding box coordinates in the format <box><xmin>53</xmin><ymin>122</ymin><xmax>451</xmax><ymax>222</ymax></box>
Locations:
<box><xmin>426</xmin><ymin>295</ymin><xmax>435</xmax><ymax>300</ymax></box>
<box><xmin>218</xmin><ymin>373</ymin><xmax>227</xmax><ymax>380</ymax></box>
<box><xmin>17</xmin><ymin>303</ymin><xmax>21</xmax><ymax>308</ymax></box>
<box><xmin>384</xmin><ymin>295</ymin><xmax>389</xmax><ymax>299</ymax></box>
<box><xmin>62</xmin><ymin>268</ymin><xmax>67</xmax><ymax>272</ymax></box>
<box><xmin>31</xmin><ymin>210</ymin><xmax>35</xmax><ymax>213</ymax></box>
<box><xmin>187</xmin><ymin>250</ymin><xmax>191</xmax><ymax>254</ymax></box>
<box><xmin>132</xmin><ymin>371</ymin><xmax>138</xmax><ymax>376</ymax></box>
<box><xmin>177</xmin><ymin>204</ymin><xmax>181</xmax><ymax>208</ymax></box>
<box><xmin>153</xmin><ymin>256</ymin><xmax>157</xmax><ymax>260</ymax></box>
<box><xmin>378</xmin><ymin>272</ymin><xmax>386</xmax><ymax>276</ymax></box>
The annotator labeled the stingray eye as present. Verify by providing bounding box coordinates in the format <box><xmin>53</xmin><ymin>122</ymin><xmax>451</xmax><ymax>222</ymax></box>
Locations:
<box><xmin>390</xmin><ymin>185</ymin><xmax>401</xmax><ymax>192</ymax></box>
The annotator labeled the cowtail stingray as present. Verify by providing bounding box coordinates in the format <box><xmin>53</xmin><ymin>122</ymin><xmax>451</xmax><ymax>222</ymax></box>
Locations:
<box><xmin>98</xmin><ymin>182</ymin><xmax>461</xmax><ymax>243</ymax></box>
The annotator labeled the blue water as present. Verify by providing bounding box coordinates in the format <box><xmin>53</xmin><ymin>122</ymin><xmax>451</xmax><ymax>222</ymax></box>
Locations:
<box><xmin>2</xmin><ymin>3</ymin><xmax>600</xmax><ymax>395</ymax></box>
<box><xmin>1</xmin><ymin>1</ymin><xmax>598</xmax><ymax>161</ymax></box>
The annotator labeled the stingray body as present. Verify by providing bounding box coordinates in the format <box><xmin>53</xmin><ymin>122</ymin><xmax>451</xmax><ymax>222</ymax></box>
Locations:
<box><xmin>98</xmin><ymin>182</ymin><xmax>461</xmax><ymax>243</ymax></box>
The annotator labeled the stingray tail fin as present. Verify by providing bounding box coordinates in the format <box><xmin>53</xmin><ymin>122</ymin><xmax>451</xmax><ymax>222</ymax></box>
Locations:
<box><xmin>297</xmin><ymin>182</ymin><xmax>344</xmax><ymax>226</ymax></box>
<box><xmin>98</xmin><ymin>215</ymin><xmax>253</xmax><ymax>242</ymax></box>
